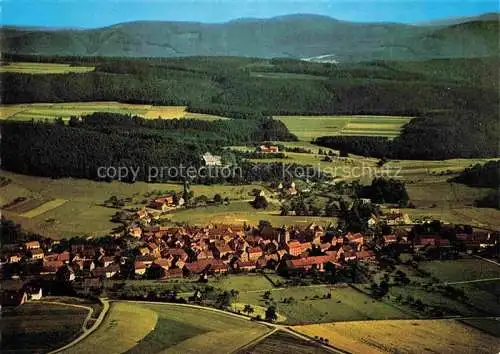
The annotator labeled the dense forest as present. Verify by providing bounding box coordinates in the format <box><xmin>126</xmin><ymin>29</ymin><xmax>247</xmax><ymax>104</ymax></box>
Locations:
<box><xmin>451</xmin><ymin>161</ymin><xmax>500</xmax><ymax>209</ymax></box>
<box><xmin>358</xmin><ymin>178</ymin><xmax>410</xmax><ymax>206</ymax></box>
<box><xmin>451</xmin><ymin>161</ymin><xmax>500</xmax><ymax>188</ymax></box>
<box><xmin>0</xmin><ymin>113</ymin><xmax>333</xmax><ymax>184</ymax></box>
<box><xmin>314</xmin><ymin>110</ymin><xmax>499</xmax><ymax>159</ymax></box>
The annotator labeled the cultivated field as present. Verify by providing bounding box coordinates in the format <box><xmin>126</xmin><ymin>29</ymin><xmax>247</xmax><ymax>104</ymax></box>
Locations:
<box><xmin>0</xmin><ymin>102</ymin><xmax>227</xmax><ymax>121</ymax></box>
<box><xmin>419</xmin><ymin>259</ymin><xmax>500</xmax><ymax>283</ymax></box>
<box><xmin>1</xmin><ymin>303</ymin><xmax>88</xmax><ymax>353</ymax></box>
<box><xmin>276</xmin><ymin>115</ymin><xmax>412</xmax><ymax>141</ymax></box>
<box><xmin>294</xmin><ymin>319</ymin><xmax>500</xmax><ymax>354</ymax></box>
<box><xmin>20</xmin><ymin>198</ymin><xmax>68</xmax><ymax>218</ymax></box>
<box><xmin>65</xmin><ymin>302</ymin><xmax>270</xmax><ymax>354</ymax></box>
<box><xmin>0</xmin><ymin>61</ymin><xmax>95</xmax><ymax>74</ymax></box>
<box><xmin>237</xmin><ymin>285</ymin><xmax>410</xmax><ymax>325</ymax></box>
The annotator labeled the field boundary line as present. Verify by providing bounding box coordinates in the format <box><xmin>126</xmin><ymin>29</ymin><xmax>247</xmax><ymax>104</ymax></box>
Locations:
<box><xmin>231</xmin><ymin>328</ymin><xmax>278</xmax><ymax>353</ymax></box>
<box><xmin>445</xmin><ymin>277</ymin><xmax>500</xmax><ymax>285</ymax></box>
<box><xmin>48</xmin><ymin>298</ymin><xmax>109</xmax><ymax>354</ymax></box>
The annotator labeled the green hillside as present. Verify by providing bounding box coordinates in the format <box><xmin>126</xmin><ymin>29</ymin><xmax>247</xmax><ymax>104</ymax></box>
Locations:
<box><xmin>1</xmin><ymin>14</ymin><xmax>498</xmax><ymax>61</ymax></box>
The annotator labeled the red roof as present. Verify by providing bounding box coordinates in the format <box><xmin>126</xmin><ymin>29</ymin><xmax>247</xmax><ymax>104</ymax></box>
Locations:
<box><xmin>286</xmin><ymin>255</ymin><xmax>339</xmax><ymax>269</ymax></box>
<box><xmin>248</xmin><ymin>246</ymin><xmax>262</xmax><ymax>254</ymax></box>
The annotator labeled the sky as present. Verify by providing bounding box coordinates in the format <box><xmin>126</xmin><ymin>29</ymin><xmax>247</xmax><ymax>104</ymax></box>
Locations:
<box><xmin>1</xmin><ymin>0</ymin><xmax>498</xmax><ymax>28</ymax></box>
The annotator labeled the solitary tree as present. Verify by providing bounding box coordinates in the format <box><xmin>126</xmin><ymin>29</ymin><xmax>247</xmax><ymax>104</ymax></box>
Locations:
<box><xmin>265</xmin><ymin>305</ymin><xmax>278</xmax><ymax>322</ymax></box>
<box><xmin>243</xmin><ymin>304</ymin><xmax>254</xmax><ymax>315</ymax></box>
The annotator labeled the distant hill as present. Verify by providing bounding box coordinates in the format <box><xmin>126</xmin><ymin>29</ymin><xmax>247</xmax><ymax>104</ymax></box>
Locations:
<box><xmin>1</xmin><ymin>13</ymin><xmax>498</xmax><ymax>62</ymax></box>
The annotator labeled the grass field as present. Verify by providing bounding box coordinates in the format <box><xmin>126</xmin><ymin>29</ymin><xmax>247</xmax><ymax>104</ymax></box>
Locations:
<box><xmin>419</xmin><ymin>259</ymin><xmax>500</xmax><ymax>283</ymax></box>
<box><xmin>63</xmin><ymin>302</ymin><xmax>159</xmax><ymax>354</ymax></box>
<box><xmin>217</xmin><ymin>274</ymin><xmax>275</xmax><ymax>292</ymax></box>
<box><xmin>276</xmin><ymin>115</ymin><xmax>412</xmax><ymax>141</ymax></box>
<box><xmin>1</xmin><ymin>303</ymin><xmax>88</xmax><ymax>353</ymax></box>
<box><xmin>0</xmin><ymin>62</ymin><xmax>95</xmax><ymax>74</ymax></box>
<box><xmin>238</xmin><ymin>286</ymin><xmax>410</xmax><ymax>325</ymax></box>
<box><xmin>66</xmin><ymin>302</ymin><xmax>270</xmax><ymax>354</ymax></box>
<box><xmin>294</xmin><ymin>319</ymin><xmax>500</xmax><ymax>354</ymax></box>
<box><xmin>0</xmin><ymin>102</ymin><xmax>228</xmax><ymax>121</ymax></box>
<box><xmin>237</xmin><ymin>330</ymin><xmax>331</xmax><ymax>354</ymax></box>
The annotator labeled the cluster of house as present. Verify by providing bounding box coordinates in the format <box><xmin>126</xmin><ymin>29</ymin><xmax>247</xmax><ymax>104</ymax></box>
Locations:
<box><xmin>126</xmin><ymin>223</ymin><xmax>377</xmax><ymax>278</ymax></box>
<box><xmin>382</xmin><ymin>228</ymin><xmax>497</xmax><ymax>252</ymax></box>
<box><xmin>1</xmin><ymin>224</ymin><xmax>376</xmax><ymax>287</ymax></box>
<box><xmin>2</xmin><ymin>220</ymin><xmax>495</xmax><ymax>306</ymax></box>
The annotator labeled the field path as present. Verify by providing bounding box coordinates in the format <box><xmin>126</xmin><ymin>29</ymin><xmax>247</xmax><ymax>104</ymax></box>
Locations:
<box><xmin>48</xmin><ymin>298</ymin><xmax>110</xmax><ymax>354</ymax></box>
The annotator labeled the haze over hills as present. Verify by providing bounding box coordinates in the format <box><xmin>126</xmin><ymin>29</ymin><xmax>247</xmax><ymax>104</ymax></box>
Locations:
<box><xmin>1</xmin><ymin>13</ymin><xmax>498</xmax><ymax>62</ymax></box>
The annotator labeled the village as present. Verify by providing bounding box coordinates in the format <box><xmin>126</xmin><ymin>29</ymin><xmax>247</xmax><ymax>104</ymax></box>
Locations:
<box><xmin>1</xmin><ymin>197</ymin><xmax>497</xmax><ymax>307</ymax></box>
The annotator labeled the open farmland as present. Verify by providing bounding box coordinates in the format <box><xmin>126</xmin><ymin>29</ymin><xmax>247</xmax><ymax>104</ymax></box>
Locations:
<box><xmin>0</xmin><ymin>61</ymin><xmax>95</xmax><ymax>74</ymax></box>
<box><xmin>1</xmin><ymin>303</ymin><xmax>88</xmax><ymax>353</ymax></box>
<box><xmin>294</xmin><ymin>319</ymin><xmax>500</xmax><ymax>354</ymax></box>
<box><xmin>0</xmin><ymin>102</ymin><xmax>227</xmax><ymax>121</ymax></box>
<box><xmin>237</xmin><ymin>285</ymin><xmax>410</xmax><ymax>325</ymax></box>
<box><xmin>65</xmin><ymin>302</ymin><xmax>271</xmax><ymax>354</ymax></box>
<box><xmin>276</xmin><ymin>115</ymin><xmax>412</xmax><ymax>141</ymax></box>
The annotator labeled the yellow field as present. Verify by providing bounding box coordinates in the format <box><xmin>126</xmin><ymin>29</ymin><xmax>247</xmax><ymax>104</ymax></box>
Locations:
<box><xmin>62</xmin><ymin>302</ymin><xmax>158</xmax><ymax>354</ymax></box>
<box><xmin>143</xmin><ymin>106</ymin><xmax>186</xmax><ymax>118</ymax></box>
<box><xmin>0</xmin><ymin>102</ymin><xmax>228</xmax><ymax>121</ymax></box>
<box><xmin>20</xmin><ymin>198</ymin><xmax>68</xmax><ymax>218</ymax></box>
<box><xmin>294</xmin><ymin>319</ymin><xmax>500</xmax><ymax>354</ymax></box>
<box><xmin>0</xmin><ymin>62</ymin><xmax>95</xmax><ymax>74</ymax></box>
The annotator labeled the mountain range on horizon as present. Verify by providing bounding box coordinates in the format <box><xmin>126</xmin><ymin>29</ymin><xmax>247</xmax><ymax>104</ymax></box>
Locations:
<box><xmin>1</xmin><ymin>12</ymin><xmax>498</xmax><ymax>62</ymax></box>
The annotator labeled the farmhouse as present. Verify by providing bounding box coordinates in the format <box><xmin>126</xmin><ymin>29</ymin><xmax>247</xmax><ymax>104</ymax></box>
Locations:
<box><xmin>247</xmin><ymin>246</ymin><xmax>263</xmax><ymax>261</ymax></box>
<box><xmin>24</xmin><ymin>241</ymin><xmax>40</xmax><ymax>250</ymax></box>
<box><xmin>258</xmin><ymin>145</ymin><xmax>279</xmax><ymax>153</ymax></box>
<box><xmin>135</xmin><ymin>261</ymin><xmax>147</xmax><ymax>276</ymax></box>
<box><xmin>31</xmin><ymin>248</ymin><xmax>45</xmax><ymax>260</ymax></box>
<box><xmin>286</xmin><ymin>240</ymin><xmax>311</xmax><ymax>256</ymax></box>
<box><xmin>151</xmin><ymin>195</ymin><xmax>176</xmax><ymax>211</ymax></box>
